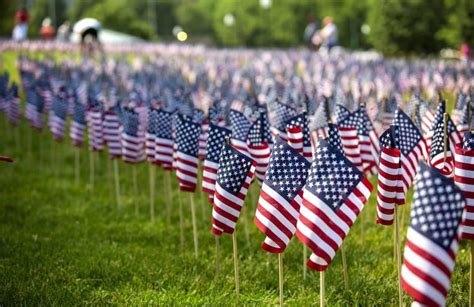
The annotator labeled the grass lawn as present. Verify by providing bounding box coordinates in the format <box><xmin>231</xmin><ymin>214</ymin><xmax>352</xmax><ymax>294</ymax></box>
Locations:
<box><xmin>0</xmin><ymin>51</ymin><xmax>470</xmax><ymax>305</ymax></box>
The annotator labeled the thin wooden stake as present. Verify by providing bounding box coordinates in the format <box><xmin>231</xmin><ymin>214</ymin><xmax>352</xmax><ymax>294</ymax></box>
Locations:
<box><xmin>215</xmin><ymin>236</ymin><xmax>221</xmax><ymax>278</ymax></box>
<box><xmin>341</xmin><ymin>243</ymin><xmax>349</xmax><ymax>290</ymax></box>
<box><xmin>133</xmin><ymin>166</ymin><xmax>138</xmax><ymax>215</ymax></box>
<box><xmin>190</xmin><ymin>193</ymin><xmax>199</xmax><ymax>259</ymax></box>
<box><xmin>395</xmin><ymin>205</ymin><xmax>403</xmax><ymax>307</ymax></box>
<box><xmin>165</xmin><ymin>171</ymin><xmax>172</xmax><ymax>223</ymax></box>
<box><xmin>320</xmin><ymin>271</ymin><xmax>325</xmax><ymax>307</ymax></box>
<box><xmin>361</xmin><ymin>208</ymin><xmax>365</xmax><ymax>245</ymax></box>
<box><xmin>470</xmin><ymin>241</ymin><xmax>474</xmax><ymax>307</ymax></box>
<box><xmin>232</xmin><ymin>232</ymin><xmax>240</xmax><ymax>301</ymax></box>
<box><xmin>179</xmin><ymin>192</ymin><xmax>185</xmax><ymax>250</ymax></box>
<box><xmin>149</xmin><ymin>165</ymin><xmax>156</xmax><ymax>223</ymax></box>
<box><xmin>113</xmin><ymin>159</ymin><xmax>121</xmax><ymax>208</ymax></box>
<box><xmin>303</xmin><ymin>245</ymin><xmax>307</xmax><ymax>281</ymax></box>
<box><xmin>89</xmin><ymin>151</ymin><xmax>94</xmax><ymax>191</ymax></box>
<box><xmin>279</xmin><ymin>253</ymin><xmax>284</xmax><ymax>307</ymax></box>
<box><xmin>74</xmin><ymin>149</ymin><xmax>80</xmax><ymax>185</ymax></box>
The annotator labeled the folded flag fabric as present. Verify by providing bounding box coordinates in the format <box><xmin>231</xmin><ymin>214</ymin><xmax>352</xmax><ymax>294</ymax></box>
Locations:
<box><xmin>254</xmin><ymin>138</ymin><xmax>310</xmax><ymax>253</ymax></box>
<box><xmin>296</xmin><ymin>139</ymin><xmax>372</xmax><ymax>271</ymax></box>
<box><xmin>247</xmin><ymin>112</ymin><xmax>271</xmax><ymax>183</ymax></box>
<box><xmin>287</xmin><ymin>112</ymin><xmax>313</xmax><ymax>161</ymax></box>
<box><xmin>268</xmin><ymin>98</ymin><xmax>297</xmax><ymax>140</ymax></box>
<box><xmin>87</xmin><ymin>105</ymin><xmax>104</xmax><ymax>152</ymax></box>
<box><xmin>121</xmin><ymin>107</ymin><xmax>145</xmax><ymax>163</ymax></box>
<box><xmin>376</xmin><ymin>126</ymin><xmax>401</xmax><ymax>225</ymax></box>
<box><xmin>175</xmin><ymin>114</ymin><xmax>201</xmax><ymax>192</ymax></box>
<box><xmin>338</xmin><ymin>126</ymin><xmax>363</xmax><ymax>172</ymax></box>
<box><xmin>202</xmin><ymin>124</ymin><xmax>232</xmax><ymax>202</ymax></box>
<box><xmin>70</xmin><ymin>101</ymin><xmax>87</xmax><ymax>147</ymax></box>
<box><xmin>401</xmin><ymin>162</ymin><xmax>465</xmax><ymax>306</ymax></box>
<box><xmin>49</xmin><ymin>93</ymin><xmax>68</xmax><ymax>141</ymax></box>
<box><xmin>454</xmin><ymin>133</ymin><xmax>474</xmax><ymax>240</ymax></box>
<box><xmin>211</xmin><ymin>142</ymin><xmax>256</xmax><ymax>236</ymax></box>
<box><xmin>229</xmin><ymin>109</ymin><xmax>252</xmax><ymax>156</ymax></box>
<box><xmin>429</xmin><ymin>112</ymin><xmax>454</xmax><ymax>177</ymax></box>
<box><xmin>103</xmin><ymin>107</ymin><xmax>122</xmax><ymax>159</ymax></box>
<box><xmin>154</xmin><ymin>109</ymin><xmax>174</xmax><ymax>170</ymax></box>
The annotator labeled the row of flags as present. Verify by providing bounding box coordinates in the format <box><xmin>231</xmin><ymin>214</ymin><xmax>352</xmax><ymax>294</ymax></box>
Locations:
<box><xmin>1</xmin><ymin>52</ymin><xmax>474</xmax><ymax>306</ymax></box>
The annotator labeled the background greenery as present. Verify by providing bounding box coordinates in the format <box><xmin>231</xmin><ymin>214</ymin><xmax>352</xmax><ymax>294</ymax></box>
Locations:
<box><xmin>0</xmin><ymin>51</ymin><xmax>471</xmax><ymax>305</ymax></box>
<box><xmin>1</xmin><ymin>0</ymin><xmax>474</xmax><ymax>55</ymax></box>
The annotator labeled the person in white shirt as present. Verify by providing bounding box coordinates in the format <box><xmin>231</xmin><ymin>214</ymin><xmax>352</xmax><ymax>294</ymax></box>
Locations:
<box><xmin>320</xmin><ymin>16</ymin><xmax>338</xmax><ymax>49</ymax></box>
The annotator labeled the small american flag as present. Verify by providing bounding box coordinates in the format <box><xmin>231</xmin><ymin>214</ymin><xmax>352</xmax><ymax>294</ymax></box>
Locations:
<box><xmin>392</xmin><ymin>108</ymin><xmax>428</xmax><ymax>204</ymax></box>
<box><xmin>202</xmin><ymin>124</ymin><xmax>232</xmax><ymax>202</ymax></box>
<box><xmin>70</xmin><ymin>101</ymin><xmax>87</xmax><ymax>147</ymax></box>
<box><xmin>175</xmin><ymin>114</ymin><xmax>201</xmax><ymax>192</ymax></box>
<box><xmin>254</xmin><ymin>138</ymin><xmax>310</xmax><ymax>253</ymax></box>
<box><xmin>456</xmin><ymin>100</ymin><xmax>473</xmax><ymax>134</ymax></box>
<box><xmin>429</xmin><ymin>114</ymin><xmax>454</xmax><ymax>177</ymax></box>
<box><xmin>49</xmin><ymin>93</ymin><xmax>68</xmax><ymax>141</ymax></box>
<box><xmin>121</xmin><ymin>107</ymin><xmax>145</xmax><ymax>163</ymax></box>
<box><xmin>338</xmin><ymin>126</ymin><xmax>363</xmax><ymax>172</ymax></box>
<box><xmin>211</xmin><ymin>142</ymin><xmax>256</xmax><ymax>236</ymax></box>
<box><xmin>335</xmin><ymin>103</ymin><xmax>350</xmax><ymax>124</ymax></box>
<box><xmin>454</xmin><ymin>133</ymin><xmax>474</xmax><ymax>240</ymax></box>
<box><xmin>103</xmin><ymin>107</ymin><xmax>122</xmax><ymax>159</ymax></box>
<box><xmin>247</xmin><ymin>112</ymin><xmax>271</xmax><ymax>183</ymax></box>
<box><xmin>87</xmin><ymin>104</ymin><xmax>104</xmax><ymax>152</ymax></box>
<box><xmin>229</xmin><ymin>109</ymin><xmax>251</xmax><ymax>155</ymax></box>
<box><xmin>326</xmin><ymin>123</ymin><xmax>344</xmax><ymax>155</ymax></box>
<box><xmin>146</xmin><ymin>107</ymin><xmax>159</xmax><ymax>163</ymax></box>
<box><xmin>287</xmin><ymin>112</ymin><xmax>313</xmax><ymax>161</ymax></box>
<box><xmin>401</xmin><ymin>162</ymin><xmax>465</xmax><ymax>306</ymax></box>
<box><xmin>376</xmin><ymin>126</ymin><xmax>401</xmax><ymax>225</ymax></box>
<box><xmin>268</xmin><ymin>99</ymin><xmax>297</xmax><ymax>140</ymax></box>
<box><xmin>296</xmin><ymin>139</ymin><xmax>372</xmax><ymax>271</ymax></box>
<box><xmin>310</xmin><ymin>99</ymin><xmax>330</xmax><ymax>143</ymax></box>
<box><xmin>154</xmin><ymin>110</ymin><xmax>174</xmax><ymax>170</ymax></box>
<box><xmin>7</xmin><ymin>83</ymin><xmax>20</xmax><ymax>125</ymax></box>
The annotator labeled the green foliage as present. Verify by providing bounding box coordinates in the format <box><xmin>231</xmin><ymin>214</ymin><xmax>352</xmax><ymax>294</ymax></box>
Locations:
<box><xmin>28</xmin><ymin>0</ymin><xmax>68</xmax><ymax>38</ymax></box>
<box><xmin>367</xmin><ymin>0</ymin><xmax>446</xmax><ymax>55</ymax></box>
<box><xmin>0</xmin><ymin>0</ymin><xmax>18</xmax><ymax>37</ymax></box>
<box><xmin>437</xmin><ymin>0</ymin><xmax>474</xmax><ymax>49</ymax></box>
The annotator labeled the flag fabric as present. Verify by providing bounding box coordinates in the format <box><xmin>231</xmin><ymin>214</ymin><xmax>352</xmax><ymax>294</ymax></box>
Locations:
<box><xmin>429</xmin><ymin>114</ymin><xmax>454</xmax><ymax>177</ymax></box>
<box><xmin>87</xmin><ymin>106</ymin><xmax>104</xmax><ymax>152</ymax></box>
<box><xmin>49</xmin><ymin>95</ymin><xmax>68</xmax><ymax>141</ymax></box>
<box><xmin>146</xmin><ymin>108</ymin><xmax>159</xmax><ymax>163</ymax></box>
<box><xmin>310</xmin><ymin>100</ymin><xmax>330</xmax><ymax>143</ymax></box>
<box><xmin>7</xmin><ymin>83</ymin><xmax>20</xmax><ymax>125</ymax></box>
<box><xmin>335</xmin><ymin>103</ymin><xmax>350</xmax><ymax>125</ymax></box>
<box><xmin>229</xmin><ymin>109</ymin><xmax>252</xmax><ymax>155</ymax></box>
<box><xmin>70</xmin><ymin>101</ymin><xmax>87</xmax><ymax>147</ymax></box>
<box><xmin>247</xmin><ymin>112</ymin><xmax>271</xmax><ymax>183</ymax></box>
<box><xmin>154</xmin><ymin>110</ymin><xmax>174</xmax><ymax>170</ymax></box>
<box><xmin>198</xmin><ymin>120</ymin><xmax>209</xmax><ymax>160</ymax></box>
<box><xmin>121</xmin><ymin>108</ymin><xmax>145</xmax><ymax>163</ymax></box>
<box><xmin>376</xmin><ymin>126</ymin><xmax>401</xmax><ymax>225</ymax></box>
<box><xmin>425</xmin><ymin>101</ymin><xmax>461</xmax><ymax>150</ymax></box>
<box><xmin>454</xmin><ymin>134</ymin><xmax>474</xmax><ymax>240</ymax></box>
<box><xmin>338</xmin><ymin>126</ymin><xmax>363</xmax><ymax>172</ymax></box>
<box><xmin>296</xmin><ymin>139</ymin><xmax>373</xmax><ymax>271</ymax></box>
<box><xmin>326</xmin><ymin>123</ymin><xmax>344</xmax><ymax>155</ymax></box>
<box><xmin>254</xmin><ymin>138</ymin><xmax>310</xmax><ymax>253</ymax></box>
<box><xmin>268</xmin><ymin>99</ymin><xmax>297</xmax><ymax>140</ymax></box>
<box><xmin>202</xmin><ymin>124</ymin><xmax>232</xmax><ymax>201</ymax></box>
<box><xmin>175</xmin><ymin>114</ymin><xmax>201</xmax><ymax>192</ymax></box>
<box><xmin>287</xmin><ymin>112</ymin><xmax>313</xmax><ymax>161</ymax></box>
<box><xmin>211</xmin><ymin>142</ymin><xmax>256</xmax><ymax>236</ymax></box>
<box><xmin>392</xmin><ymin>108</ymin><xmax>428</xmax><ymax>204</ymax></box>
<box><xmin>103</xmin><ymin>108</ymin><xmax>122</xmax><ymax>158</ymax></box>
<box><xmin>401</xmin><ymin>162</ymin><xmax>465</xmax><ymax>306</ymax></box>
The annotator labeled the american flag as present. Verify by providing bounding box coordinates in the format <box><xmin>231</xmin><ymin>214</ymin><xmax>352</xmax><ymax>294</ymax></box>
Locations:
<box><xmin>429</xmin><ymin>114</ymin><xmax>454</xmax><ymax>177</ymax></box>
<box><xmin>211</xmin><ymin>142</ymin><xmax>256</xmax><ymax>236</ymax></box>
<box><xmin>456</xmin><ymin>101</ymin><xmax>473</xmax><ymax>134</ymax></box>
<box><xmin>338</xmin><ymin>126</ymin><xmax>363</xmax><ymax>172</ymax></box>
<box><xmin>401</xmin><ymin>162</ymin><xmax>465</xmax><ymax>306</ymax></box>
<box><xmin>202</xmin><ymin>124</ymin><xmax>232</xmax><ymax>202</ymax></box>
<box><xmin>454</xmin><ymin>133</ymin><xmax>474</xmax><ymax>240</ymax></box>
<box><xmin>70</xmin><ymin>101</ymin><xmax>87</xmax><ymax>147</ymax></box>
<box><xmin>193</xmin><ymin>109</ymin><xmax>208</xmax><ymax>160</ymax></box>
<box><xmin>146</xmin><ymin>107</ymin><xmax>159</xmax><ymax>163</ymax></box>
<box><xmin>247</xmin><ymin>112</ymin><xmax>271</xmax><ymax>183</ymax></box>
<box><xmin>376</xmin><ymin>126</ymin><xmax>401</xmax><ymax>225</ymax></box>
<box><xmin>310</xmin><ymin>99</ymin><xmax>330</xmax><ymax>143</ymax></box>
<box><xmin>326</xmin><ymin>123</ymin><xmax>344</xmax><ymax>155</ymax></box>
<box><xmin>392</xmin><ymin>108</ymin><xmax>428</xmax><ymax>204</ymax></box>
<box><xmin>175</xmin><ymin>114</ymin><xmax>201</xmax><ymax>192</ymax></box>
<box><xmin>121</xmin><ymin>107</ymin><xmax>145</xmax><ymax>163</ymax></box>
<box><xmin>335</xmin><ymin>103</ymin><xmax>350</xmax><ymax>124</ymax></box>
<box><xmin>229</xmin><ymin>109</ymin><xmax>251</xmax><ymax>155</ymax></box>
<box><xmin>426</xmin><ymin>101</ymin><xmax>461</xmax><ymax>153</ymax></box>
<box><xmin>49</xmin><ymin>94</ymin><xmax>68</xmax><ymax>141</ymax></box>
<box><xmin>380</xmin><ymin>96</ymin><xmax>398</xmax><ymax>129</ymax></box>
<box><xmin>7</xmin><ymin>83</ymin><xmax>20</xmax><ymax>125</ymax></box>
<box><xmin>268</xmin><ymin>99</ymin><xmax>297</xmax><ymax>140</ymax></box>
<box><xmin>154</xmin><ymin>110</ymin><xmax>174</xmax><ymax>170</ymax></box>
<box><xmin>87</xmin><ymin>104</ymin><xmax>104</xmax><ymax>152</ymax></box>
<box><xmin>452</xmin><ymin>92</ymin><xmax>468</xmax><ymax>125</ymax></box>
<box><xmin>254</xmin><ymin>138</ymin><xmax>310</xmax><ymax>253</ymax></box>
<box><xmin>339</xmin><ymin>105</ymin><xmax>379</xmax><ymax>176</ymax></box>
<box><xmin>25</xmin><ymin>89</ymin><xmax>44</xmax><ymax>131</ymax></box>
<box><xmin>103</xmin><ymin>107</ymin><xmax>122</xmax><ymax>159</ymax></box>
<box><xmin>296</xmin><ymin>139</ymin><xmax>372</xmax><ymax>271</ymax></box>
<box><xmin>287</xmin><ymin>112</ymin><xmax>313</xmax><ymax>161</ymax></box>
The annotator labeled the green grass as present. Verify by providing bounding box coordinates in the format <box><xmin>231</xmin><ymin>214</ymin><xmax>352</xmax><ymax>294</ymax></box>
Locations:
<box><xmin>0</xmin><ymin>53</ymin><xmax>470</xmax><ymax>305</ymax></box>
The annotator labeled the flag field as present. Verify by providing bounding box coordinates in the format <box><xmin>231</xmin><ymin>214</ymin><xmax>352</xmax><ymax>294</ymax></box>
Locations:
<box><xmin>0</xmin><ymin>51</ymin><xmax>469</xmax><ymax>305</ymax></box>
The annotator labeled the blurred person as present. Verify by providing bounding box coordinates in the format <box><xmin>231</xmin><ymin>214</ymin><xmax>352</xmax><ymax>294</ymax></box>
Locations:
<box><xmin>303</xmin><ymin>15</ymin><xmax>319</xmax><ymax>49</ymax></box>
<box><xmin>12</xmin><ymin>5</ymin><xmax>29</xmax><ymax>41</ymax></box>
<box><xmin>460</xmin><ymin>42</ymin><xmax>471</xmax><ymax>63</ymax></box>
<box><xmin>56</xmin><ymin>21</ymin><xmax>71</xmax><ymax>42</ymax></box>
<box><xmin>319</xmin><ymin>16</ymin><xmax>338</xmax><ymax>50</ymax></box>
<box><xmin>40</xmin><ymin>18</ymin><xmax>55</xmax><ymax>40</ymax></box>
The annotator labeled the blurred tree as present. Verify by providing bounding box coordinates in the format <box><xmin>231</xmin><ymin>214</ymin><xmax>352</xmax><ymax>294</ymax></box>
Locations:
<box><xmin>0</xmin><ymin>0</ymin><xmax>18</xmax><ymax>37</ymax></box>
<box><xmin>367</xmin><ymin>0</ymin><xmax>445</xmax><ymax>55</ymax></box>
<box><xmin>437</xmin><ymin>0</ymin><xmax>474</xmax><ymax>49</ymax></box>
<box><xmin>175</xmin><ymin>0</ymin><xmax>215</xmax><ymax>40</ymax></box>
<box><xmin>29</xmin><ymin>0</ymin><xmax>68</xmax><ymax>38</ymax></box>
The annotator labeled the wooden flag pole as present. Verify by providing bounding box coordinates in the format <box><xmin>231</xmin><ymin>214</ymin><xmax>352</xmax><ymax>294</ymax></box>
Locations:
<box><xmin>303</xmin><ymin>245</ymin><xmax>307</xmax><ymax>280</ymax></box>
<box><xmin>232</xmin><ymin>231</ymin><xmax>240</xmax><ymax>301</ymax></box>
<box><xmin>179</xmin><ymin>192</ymin><xmax>185</xmax><ymax>250</ymax></box>
<box><xmin>394</xmin><ymin>204</ymin><xmax>403</xmax><ymax>307</ymax></box>
<box><xmin>278</xmin><ymin>253</ymin><xmax>284</xmax><ymax>307</ymax></box>
<box><xmin>189</xmin><ymin>193</ymin><xmax>199</xmax><ymax>259</ymax></box>
<box><xmin>320</xmin><ymin>271</ymin><xmax>325</xmax><ymax>307</ymax></box>
<box><xmin>165</xmin><ymin>171</ymin><xmax>172</xmax><ymax>224</ymax></box>
<box><xmin>133</xmin><ymin>166</ymin><xmax>139</xmax><ymax>215</ymax></box>
<box><xmin>149</xmin><ymin>165</ymin><xmax>156</xmax><ymax>223</ymax></box>
<box><xmin>89</xmin><ymin>151</ymin><xmax>94</xmax><ymax>191</ymax></box>
<box><xmin>215</xmin><ymin>236</ymin><xmax>221</xmax><ymax>278</ymax></box>
<box><xmin>113</xmin><ymin>159</ymin><xmax>121</xmax><ymax>209</ymax></box>
<box><xmin>470</xmin><ymin>241</ymin><xmax>474</xmax><ymax>307</ymax></box>
<box><xmin>27</xmin><ymin>125</ymin><xmax>32</xmax><ymax>160</ymax></box>
<box><xmin>341</xmin><ymin>243</ymin><xmax>349</xmax><ymax>290</ymax></box>
<box><xmin>74</xmin><ymin>149</ymin><xmax>80</xmax><ymax>185</ymax></box>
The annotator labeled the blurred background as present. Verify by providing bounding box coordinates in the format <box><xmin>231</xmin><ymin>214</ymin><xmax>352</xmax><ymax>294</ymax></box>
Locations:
<box><xmin>0</xmin><ymin>0</ymin><xmax>473</xmax><ymax>56</ymax></box>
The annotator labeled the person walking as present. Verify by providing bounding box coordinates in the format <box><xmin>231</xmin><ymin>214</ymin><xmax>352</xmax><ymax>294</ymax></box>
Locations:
<box><xmin>12</xmin><ymin>5</ymin><xmax>29</xmax><ymax>41</ymax></box>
